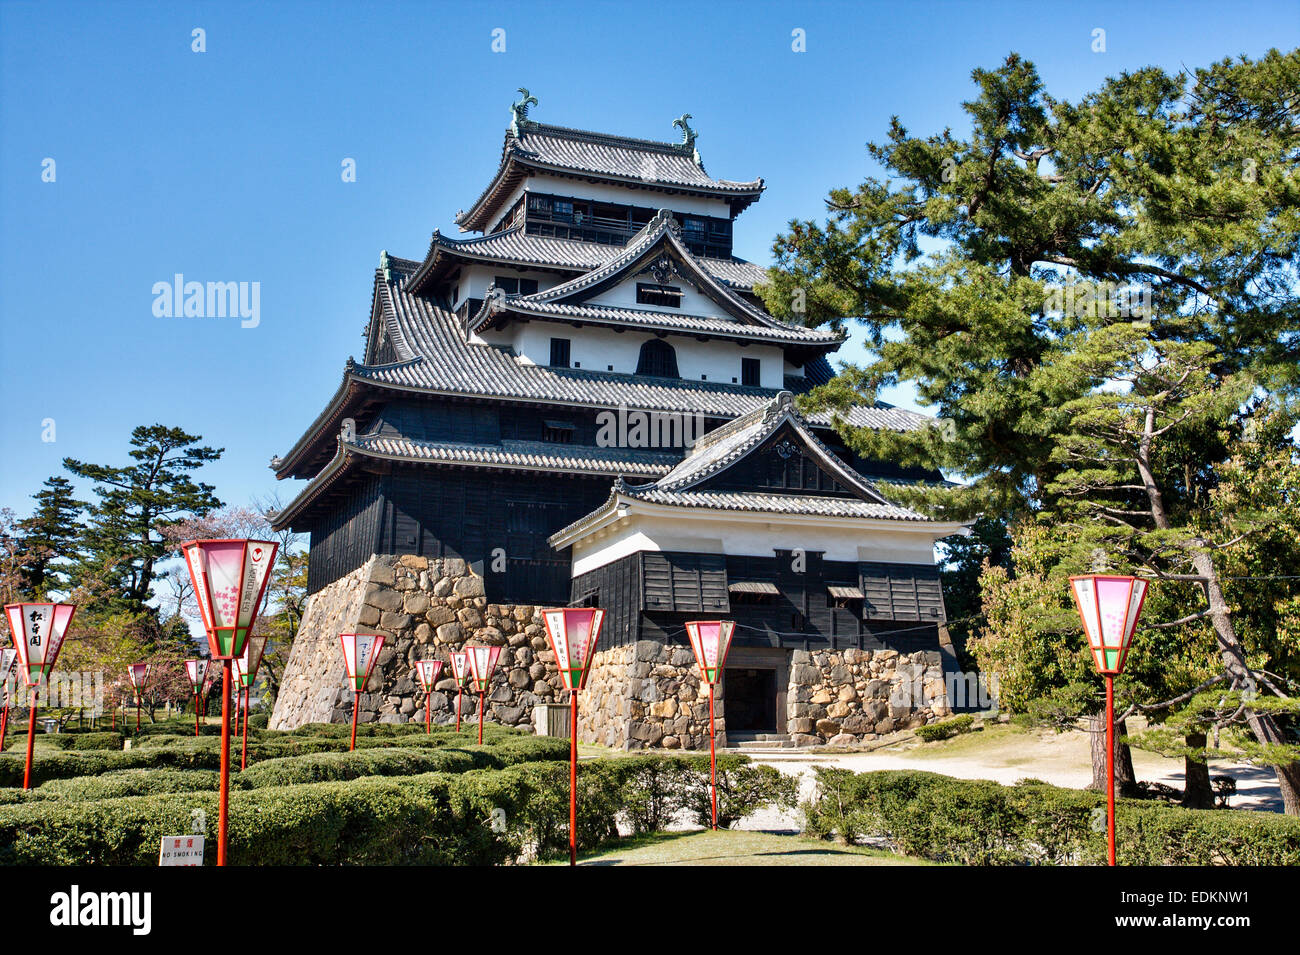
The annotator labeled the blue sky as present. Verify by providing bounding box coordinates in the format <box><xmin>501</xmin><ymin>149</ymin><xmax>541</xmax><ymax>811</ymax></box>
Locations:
<box><xmin>1</xmin><ymin>0</ymin><xmax>1296</xmax><ymax>522</ymax></box>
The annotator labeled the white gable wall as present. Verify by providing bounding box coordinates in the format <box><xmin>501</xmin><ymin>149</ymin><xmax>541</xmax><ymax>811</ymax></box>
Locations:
<box><xmin>569</xmin><ymin>508</ymin><xmax>949</xmax><ymax>577</ymax></box>
<box><xmin>489</xmin><ymin>174</ymin><xmax>735</xmax><ymax>227</ymax></box>
<box><xmin>478</xmin><ymin>318</ymin><xmax>786</xmax><ymax>387</ymax></box>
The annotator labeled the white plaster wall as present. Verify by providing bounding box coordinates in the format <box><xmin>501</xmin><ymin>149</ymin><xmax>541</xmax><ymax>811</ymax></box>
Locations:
<box><xmin>454</xmin><ymin>265</ymin><xmax>561</xmax><ymax>306</ymax></box>
<box><xmin>488</xmin><ymin>175</ymin><xmax>736</xmax><ymax>225</ymax></box>
<box><xmin>587</xmin><ymin>277</ymin><xmax>731</xmax><ymax>318</ymax></box>
<box><xmin>492</xmin><ymin>319</ymin><xmax>785</xmax><ymax>387</ymax></box>
<box><xmin>569</xmin><ymin>508</ymin><xmax>950</xmax><ymax>576</ymax></box>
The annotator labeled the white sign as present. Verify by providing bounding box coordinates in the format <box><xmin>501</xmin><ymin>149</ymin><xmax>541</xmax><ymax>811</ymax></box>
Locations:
<box><xmin>158</xmin><ymin>834</ymin><xmax>204</xmax><ymax>866</ymax></box>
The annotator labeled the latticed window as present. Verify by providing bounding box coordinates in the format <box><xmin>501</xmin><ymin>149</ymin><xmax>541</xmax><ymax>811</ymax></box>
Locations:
<box><xmin>636</xmin><ymin>338</ymin><xmax>679</xmax><ymax>378</ymax></box>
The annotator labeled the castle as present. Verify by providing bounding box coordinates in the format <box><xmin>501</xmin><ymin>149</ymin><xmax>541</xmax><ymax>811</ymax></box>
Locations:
<box><xmin>268</xmin><ymin>95</ymin><xmax>965</xmax><ymax>747</ymax></box>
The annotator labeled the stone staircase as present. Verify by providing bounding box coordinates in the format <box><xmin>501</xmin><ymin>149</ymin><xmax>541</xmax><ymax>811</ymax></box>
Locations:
<box><xmin>724</xmin><ymin>732</ymin><xmax>797</xmax><ymax>751</ymax></box>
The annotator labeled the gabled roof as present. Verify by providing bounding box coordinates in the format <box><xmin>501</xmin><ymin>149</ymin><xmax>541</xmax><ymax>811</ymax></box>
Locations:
<box><xmin>466</xmin><ymin>211</ymin><xmax>842</xmax><ymax>348</ymax></box>
<box><xmin>405</xmin><ymin>227</ymin><xmax>768</xmax><ymax>295</ymax></box>
<box><xmin>270</xmin><ymin>263</ymin><xmax>929</xmax><ymax>481</ymax></box>
<box><xmin>456</xmin><ymin>121</ymin><xmax>764</xmax><ymax>233</ymax></box>
<box><xmin>468</xmin><ymin>211</ymin><xmax>843</xmax><ymax>349</ymax></box>
<box><xmin>548</xmin><ymin>392</ymin><xmax>933</xmax><ymax>547</ymax></box>
<box><xmin>270</xmin><ymin>429</ymin><xmax>679</xmax><ymax>530</ymax></box>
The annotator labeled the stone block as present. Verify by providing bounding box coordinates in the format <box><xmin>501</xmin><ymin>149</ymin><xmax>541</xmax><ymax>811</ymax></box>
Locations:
<box><xmin>365</xmin><ymin>587</ymin><xmax>403</xmax><ymax>612</ymax></box>
<box><xmin>403</xmin><ymin>592</ymin><xmax>430</xmax><ymax>615</ymax></box>
<box><xmin>815</xmin><ymin>718</ymin><xmax>841</xmax><ymax>736</ymax></box>
<box><xmin>453</xmin><ymin>576</ymin><xmax>484</xmax><ymax>597</ymax></box>
<box><xmin>380</xmin><ymin>611</ymin><xmax>414</xmax><ymax>631</ymax></box>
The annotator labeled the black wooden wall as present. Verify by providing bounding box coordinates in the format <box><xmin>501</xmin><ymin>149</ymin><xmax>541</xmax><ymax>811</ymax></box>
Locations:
<box><xmin>565</xmin><ymin>549</ymin><xmax>947</xmax><ymax>655</ymax></box>
<box><xmin>305</xmin><ymin>474</ymin><xmax>384</xmax><ymax>594</ymax></box>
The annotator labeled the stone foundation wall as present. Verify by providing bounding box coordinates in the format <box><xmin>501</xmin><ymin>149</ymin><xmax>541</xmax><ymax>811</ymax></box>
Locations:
<box><xmin>271</xmin><ymin>553</ymin><xmax>948</xmax><ymax>747</ymax></box>
<box><xmin>787</xmin><ymin>648</ymin><xmax>949</xmax><ymax>745</ymax></box>
<box><xmin>271</xmin><ymin>554</ymin><xmax>562</xmax><ymax>731</ymax></box>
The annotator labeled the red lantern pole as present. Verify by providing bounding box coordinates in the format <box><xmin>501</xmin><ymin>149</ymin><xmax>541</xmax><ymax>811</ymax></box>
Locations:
<box><xmin>219</xmin><ymin>659</ymin><xmax>231</xmax><ymax>866</ymax></box>
<box><xmin>182</xmin><ymin>538</ymin><xmax>280</xmax><ymax>868</ymax></box>
<box><xmin>350</xmin><ymin>687</ymin><xmax>360</xmax><ymax>752</ymax></box>
<box><xmin>541</xmin><ymin>608</ymin><xmax>604</xmax><ymax>868</ymax></box>
<box><xmin>6</xmin><ymin>603</ymin><xmax>76</xmax><ymax>791</ymax></box>
<box><xmin>0</xmin><ymin>703</ymin><xmax>8</xmax><ymax>752</ymax></box>
<box><xmin>135</xmin><ymin>694</ymin><xmax>141</xmax><ymax>733</ymax></box>
<box><xmin>478</xmin><ymin>691</ymin><xmax>485</xmax><ymax>745</ymax></box>
<box><xmin>194</xmin><ymin>691</ymin><xmax>200</xmax><ymax>737</ymax></box>
<box><xmin>1068</xmin><ymin>574</ymin><xmax>1148</xmax><ymax>869</ymax></box>
<box><xmin>23</xmin><ymin>687</ymin><xmax>38</xmax><ymax>790</ymax></box>
<box><xmin>708</xmin><ymin>685</ymin><xmax>717</xmax><ymax>829</ymax></box>
<box><xmin>1106</xmin><ymin>673</ymin><xmax>1116</xmax><ymax>866</ymax></box>
<box><xmin>455</xmin><ymin>685</ymin><xmax>463</xmax><ymax>731</ymax></box>
<box><xmin>241</xmin><ymin>687</ymin><xmax>251</xmax><ymax>770</ymax></box>
<box><xmin>684</xmin><ymin>620</ymin><xmax>736</xmax><ymax>831</ymax></box>
<box><xmin>569</xmin><ymin>688</ymin><xmax>578</xmax><ymax>866</ymax></box>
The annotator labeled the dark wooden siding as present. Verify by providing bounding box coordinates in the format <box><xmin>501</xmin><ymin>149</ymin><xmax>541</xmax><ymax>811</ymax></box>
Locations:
<box><xmin>642</xmin><ymin>552</ymin><xmax>729</xmax><ymax>613</ymax></box>
<box><xmin>859</xmin><ymin>561</ymin><xmax>946</xmax><ymax>622</ymax></box>
<box><xmin>697</xmin><ymin>425</ymin><xmax>855</xmax><ymax>496</ymax></box>
<box><xmin>372</xmin><ymin>400</ymin><xmax>500</xmax><ymax>444</ymax></box>
<box><xmin>306</xmin><ymin>475</ymin><xmax>384</xmax><ymax>593</ymax></box>
<box><xmin>568</xmin><ymin>552</ymin><xmax>642</xmax><ymax>649</ymax></box>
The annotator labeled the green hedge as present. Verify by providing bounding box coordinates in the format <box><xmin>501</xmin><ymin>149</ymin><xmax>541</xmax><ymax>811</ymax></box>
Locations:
<box><xmin>0</xmin><ymin>752</ymin><xmax>798</xmax><ymax>865</ymax></box>
<box><xmin>0</xmin><ymin>773</ymin><xmax>511</xmax><ymax>866</ymax></box>
<box><xmin>914</xmin><ymin>714</ymin><xmax>976</xmax><ymax>743</ymax></box>
<box><xmin>802</xmin><ymin>768</ymin><xmax>1300</xmax><ymax>865</ymax></box>
<box><xmin>237</xmin><ymin>738</ymin><xmax>569</xmax><ymax>788</ymax></box>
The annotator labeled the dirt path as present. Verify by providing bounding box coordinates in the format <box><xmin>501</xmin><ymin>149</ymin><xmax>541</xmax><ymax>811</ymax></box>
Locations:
<box><xmin>735</xmin><ymin>725</ymin><xmax>1283</xmax><ymax>831</ymax></box>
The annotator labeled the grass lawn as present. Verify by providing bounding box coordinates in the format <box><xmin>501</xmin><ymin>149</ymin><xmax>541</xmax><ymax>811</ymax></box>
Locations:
<box><xmin>554</xmin><ymin>829</ymin><xmax>932</xmax><ymax>866</ymax></box>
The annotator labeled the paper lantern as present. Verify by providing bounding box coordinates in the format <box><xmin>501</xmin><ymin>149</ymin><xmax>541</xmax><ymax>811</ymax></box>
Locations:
<box><xmin>1068</xmin><ymin>575</ymin><xmax>1148</xmax><ymax>676</ymax></box>
<box><xmin>185</xmin><ymin>659</ymin><xmax>208</xmax><ymax>691</ymax></box>
<box><xmin>4</xmin><ymin>603</ymin><xmax>75</xmax><ymax>685</ymax></box>
<box><xmin>181</xmin><ymin>539</ymin><xmax>279</xmax><ymax>659</ymax></box>
<box><xmin>684</xmin><ymin>620</ymin><xmax>736</xmax><ymax>685</ymax></box>
<box><xmin>414</xmin><ymin>659</ymin><xmax>444</xmax><ymax>693</ymax></box>
<box><xmin>448</xmin><ymin>650</ymin><xmax>470</xmax><ymax>685</ymax></box>
<box><xmin>340</xmin><ymin>633</ymin><xmax>385</xmax><ymax>692</ymax></box>
<box><xmin>235</xmin><ymin>636</ymin><xmax>268</xmax><ymax>689</ymax></box>
<box><xmin>541</xmin><ymin>608</ymin><xmax>605</xmax><ymax>691</ymax></box>
<box><xmin>466</xmin><ymin>645</ymin><xmax>502</xmax><ymax>693</ymax></box>
<box><xmin>127</xmin><ymin>663</ymin><xmax>151</xmax><ymax>694</ymax></box>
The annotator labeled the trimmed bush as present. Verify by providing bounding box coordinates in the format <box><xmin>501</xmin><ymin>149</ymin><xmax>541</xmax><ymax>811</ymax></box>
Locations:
<box><xmin>0</xmin><ymin>773</ymin><xmax>511</xmax><ymax>866</ymax></box>
<box><xmin>802</xmin><ymin>768</ymin><xmax>1300</xmax><ymax>865</ymax></box>
<box><xmin>0</xmin><ymin>749</ymin><xmax>797</xmax><ymax>864</ymax></box>
<box><xmin>914</xmin><ymin>714</ymin><xmax>976</xmax><ymax>743</ymax></box>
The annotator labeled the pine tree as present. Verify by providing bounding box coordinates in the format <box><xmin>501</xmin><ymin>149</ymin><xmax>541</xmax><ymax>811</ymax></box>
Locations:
<box><xmin>64</xmin><ymin>424</ymin><xmax>223</xmax><ymax>616</ymax></box>
<box><xmin>764</xmin><ymin>51</ymin><xmax>1300</xmax><ymax>811</ymax></box>
<box><xmin>16</xmin><ymin>476</ymin><xmax>84</xmax><ymax>597</ymax></box>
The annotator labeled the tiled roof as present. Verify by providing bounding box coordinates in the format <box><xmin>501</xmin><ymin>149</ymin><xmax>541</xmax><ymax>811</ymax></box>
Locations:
<box><xmin>514</xmin><ymin>123</ymin><xmax>761</xmax><ymax>192</ymax></box>
<box><xmin>348</xmin><ymin>433</ymin><xmax>677</xmax><ymax>477</ymax></box>
<box><xmin>615</xmin><ymin>489</ymin><xmax>927</xmax><ymax>521</ymax></box>
<box><xmin>547</xmin><ymin>393</ymin><xmax>930</xmax><ymax>545</ymax></box>
<box><xmin>365</xmin><ymin>274</ymin><xmax>920</xmax><ymax>427</ymax></box>
<box><xmin>645</xmin><ymin>391</ymin><xmax>897</xmax><ymax>504</ymax></box>
<box><xmin>271</xmin><ymin>431</ymin><xmax>678</xmax><ymax>529</ymax></box>
<box><xmin>409</xmin><ymin>227</ymin><xmax>770</xmax><ymax>291</ymax></box>
<box><xmin>457</xmin><ymin>122</ymin><xmax>764</xmax><ymax>232</ymax></box>
<box><xmin>486</xmin><ymin>298</ymin><xmax>839</xmax><ymax>345</ymax></box>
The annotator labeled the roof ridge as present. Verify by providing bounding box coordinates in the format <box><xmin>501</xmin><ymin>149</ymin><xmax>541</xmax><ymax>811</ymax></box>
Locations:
<box><xmin>515</xmin><ymin>121</ymin><xmax>697</xmax><ymax>158</ymax></box>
